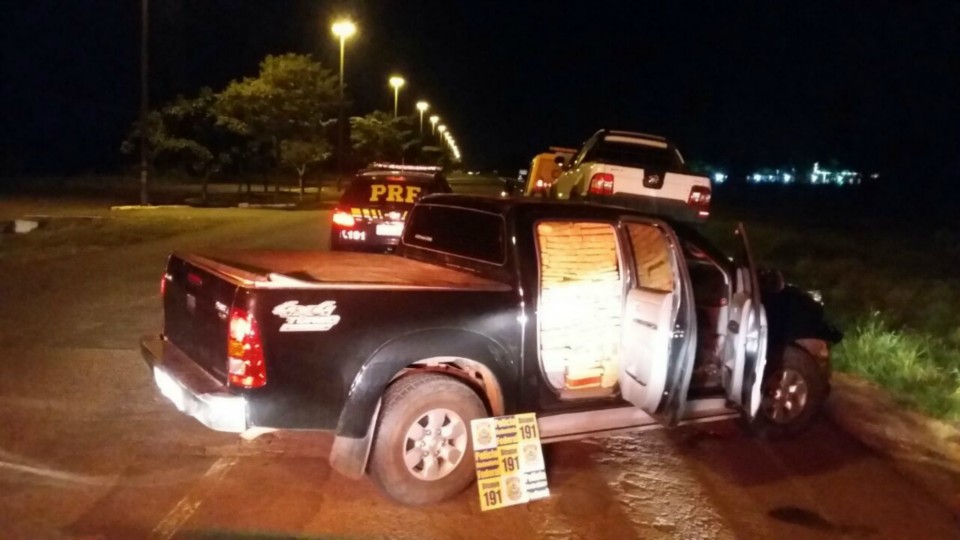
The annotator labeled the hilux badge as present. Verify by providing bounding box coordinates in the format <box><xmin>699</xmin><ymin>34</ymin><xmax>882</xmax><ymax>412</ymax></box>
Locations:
<box><xmin>272</xmin><ymin>300</ymin><xmax>341</xmax><ymax>332</ymax></box>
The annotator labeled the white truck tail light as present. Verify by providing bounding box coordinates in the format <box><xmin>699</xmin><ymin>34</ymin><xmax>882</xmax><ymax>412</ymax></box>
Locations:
<box><xmin>688</xmin><ymin>186</ymin><xmax>712</xmax><ymax>217</ymax></box>
<box><xmin>588</xmin><ymin>173</ymin><xmax>614</xmax><ymax>195</ymax></box>
<box><xmin>227</xmin><ymin>307</ymin><xmax>267</xmax><ymax>388</ymax></box>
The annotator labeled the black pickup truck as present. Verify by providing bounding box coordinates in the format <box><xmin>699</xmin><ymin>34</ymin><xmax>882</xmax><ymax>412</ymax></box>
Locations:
<box><xmin>142</xmin><ymin>195</ymin><xmax>841</xmax><ymax>505</ymax></box>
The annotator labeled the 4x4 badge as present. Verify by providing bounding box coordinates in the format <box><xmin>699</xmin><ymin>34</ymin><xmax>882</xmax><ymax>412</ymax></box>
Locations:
<box><xmin>273</xmin><ymin>300</ymin><xmax>341</xmax><ymax>332</ymax></box>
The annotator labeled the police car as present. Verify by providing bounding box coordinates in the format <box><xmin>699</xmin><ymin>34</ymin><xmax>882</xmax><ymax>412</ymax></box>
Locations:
<box><xmin>331</xmin><ymin>163</ymin><xmax>452</xmax><ymax>251</ymax></box>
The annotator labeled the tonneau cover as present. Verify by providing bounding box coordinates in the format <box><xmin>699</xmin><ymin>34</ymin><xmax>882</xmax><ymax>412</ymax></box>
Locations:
<box><xmin>179</xmin><ymin>250</ymin><xmax>510</xmax><ymax>291</ymax></box>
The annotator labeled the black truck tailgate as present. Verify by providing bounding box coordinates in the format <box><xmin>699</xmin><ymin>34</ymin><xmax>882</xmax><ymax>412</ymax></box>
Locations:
<box><xmin>163</xmin><ymin>254</ymin><xmax>238</xmax><ymax>381</ymax></box>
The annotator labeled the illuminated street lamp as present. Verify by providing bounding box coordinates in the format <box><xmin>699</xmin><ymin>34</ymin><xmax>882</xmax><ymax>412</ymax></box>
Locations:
<box><xmin>331</xmin><ymin>18</ymin><xmax>356</xmax><ymax>187</ymax></box>
<box><xmin>416</xmin><ymin>101</ymin><xmax>429</xmax><ymax>134</ymax></box>
<box><xmin>389</xmin><ymin>76</ymin><xmax>405</xmax><ymax>118</ymax></box>
<box><xmin>437</xmin><ymin>124</ymin><xmax>447</xmax><ymax>146</ymax></box>
<box><xmin>429</xmin><ymin>115</ymin><xmax>439</xmax><ymax>135</ymax></box>
<box><xmin>331</xmin><ymin>21</ymin><xmax>357</xmax><ymax>91</ymax></box>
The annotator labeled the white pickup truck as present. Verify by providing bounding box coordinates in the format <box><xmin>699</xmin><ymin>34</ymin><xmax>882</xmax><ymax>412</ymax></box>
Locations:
<box><xmin>551</xmin><ymin>130</ymin><xmax>712</xmax><ymax>221</ymax></box>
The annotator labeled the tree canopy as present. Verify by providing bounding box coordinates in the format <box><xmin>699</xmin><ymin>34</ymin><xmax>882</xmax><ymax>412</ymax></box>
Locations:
<box><xmin>350</xmin><ymin>111</ymin><xmax>420</xmax><ymax>165</ymax></box>
<box><xmin>123</xmin><ymin>52</ymin><xmax>446</xmax><ymax>200</ymax></box>
<box><xmin>217</xmin><ymin>53</ymin><xmax>340</xmax><ymax>143</ymax></box>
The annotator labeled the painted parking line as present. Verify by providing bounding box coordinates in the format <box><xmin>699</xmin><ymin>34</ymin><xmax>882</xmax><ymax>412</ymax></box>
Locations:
<box><xmin>149</xmin><ymin>456</ymin><xmax>237</xmax><ymax>540</ymax></box>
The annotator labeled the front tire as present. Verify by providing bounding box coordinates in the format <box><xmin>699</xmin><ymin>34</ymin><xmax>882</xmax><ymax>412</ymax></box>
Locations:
<box><xmin>369</xmin><ymin>373</ymin><xmax>487</xmax><ymax>505</ymax></box>
<box><xmin>749</xmin><ymin>347</ymin><xmax>828</xmax><ymax>439</ymax></box>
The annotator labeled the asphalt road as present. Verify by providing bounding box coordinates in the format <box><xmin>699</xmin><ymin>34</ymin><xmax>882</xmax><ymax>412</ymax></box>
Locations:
<box><xmin>0</xmin><ymin>203</ymin><xmax>957</xmax><ymax>539</ymax></box>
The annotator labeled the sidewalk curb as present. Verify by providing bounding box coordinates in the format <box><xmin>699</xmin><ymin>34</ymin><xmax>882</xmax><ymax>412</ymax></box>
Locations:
<box><xmin>110</xmin><ymin>205</ymin><xmax>191</xmax><ymax>211</ymax></box>
<box><xmin>826</xmin><ymin>373</ymin><xmax>960</xmax><ymax>513</ymax></box>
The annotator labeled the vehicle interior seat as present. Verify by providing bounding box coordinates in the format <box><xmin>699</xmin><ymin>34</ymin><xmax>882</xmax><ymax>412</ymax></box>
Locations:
<box><xmin>687</xmin><ymin>261</ymin><xmax>728</xmax><ymax>390</ymax></box>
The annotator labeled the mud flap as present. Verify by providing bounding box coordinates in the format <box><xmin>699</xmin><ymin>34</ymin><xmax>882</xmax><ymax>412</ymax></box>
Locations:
<box><xmin>329</xmin><ymin>400</ymin><xmax>381</xmax><ymax>479</ymax></box>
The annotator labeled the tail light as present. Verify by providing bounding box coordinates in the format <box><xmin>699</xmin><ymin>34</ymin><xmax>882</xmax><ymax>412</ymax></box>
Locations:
<box><xmin>160</xmin><ymin>273</ymin><xmax>168</xmax><ymax>297</ymax></box>
<box><xmin>688</xmin><ymin>186</ymin><xmax>712</xmax><ymax>217</ymax></box>
<box><xmin>227</xmin><ymin>307</ymin><xmax>266</xmax><ymax>388</ymax></box>
<box><xmin>588</xmin><ymin>173</ymin><xmax>614</xmax><ymax>195</ymax></box>
<box><xmin>332</xmin><ymin>208</ymin><xmax>356</xmax><ymax>228</ymax></box>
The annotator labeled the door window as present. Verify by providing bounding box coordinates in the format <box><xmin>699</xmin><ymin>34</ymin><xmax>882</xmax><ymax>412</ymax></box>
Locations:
<box><xmin>625</xmin><ymin>223</ymin><xmax>676</xmax><ymax>293</ymax></box>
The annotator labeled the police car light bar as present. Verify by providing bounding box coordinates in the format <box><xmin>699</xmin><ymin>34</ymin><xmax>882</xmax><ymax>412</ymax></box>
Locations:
<box><xmin>368</xmin><ymin>162</ymin><xmax>442</xmax><ymax>173</ymax></box>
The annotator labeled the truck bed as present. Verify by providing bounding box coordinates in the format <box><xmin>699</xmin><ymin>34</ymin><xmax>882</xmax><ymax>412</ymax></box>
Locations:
<box><xmin>179</xmin><ymin>250</ymin><xmax>509</xmax><ymax>291</ymax></box>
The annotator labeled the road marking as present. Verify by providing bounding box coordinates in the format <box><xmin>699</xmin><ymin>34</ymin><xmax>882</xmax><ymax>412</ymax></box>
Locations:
<box><xmin>0</xmin><ymin>457</ymin><xmax>119</xmax><ymax>486</ymax></box>
<box><xmin>149</xmin><ymin>456</ymin><xmax>237</xmax><ymax>540</ymax></box>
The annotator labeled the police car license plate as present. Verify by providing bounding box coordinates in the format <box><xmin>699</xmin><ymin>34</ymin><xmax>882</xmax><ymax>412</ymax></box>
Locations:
<box><xmin>376</xmin><ymin>222</ymin><xmax>404</xmax><ymax>237</ymax></box>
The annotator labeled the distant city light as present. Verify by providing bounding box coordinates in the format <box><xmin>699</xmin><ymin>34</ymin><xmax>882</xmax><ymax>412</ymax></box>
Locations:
<box><xmin>706</xmin><ymin>163</ymin><xmax>870</xmax><ymax>188</ymax></box>
<box><xmin>809</xmin><ymin>162</ymin><xmax>861</xmax><ymax>186</ymax></box>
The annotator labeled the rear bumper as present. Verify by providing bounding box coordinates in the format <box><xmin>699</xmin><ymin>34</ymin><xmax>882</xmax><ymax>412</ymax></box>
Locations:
<box><xmin>141</xmin><ymin>335</ymin><xmax>248</xmax><ymax>433</ymax></box>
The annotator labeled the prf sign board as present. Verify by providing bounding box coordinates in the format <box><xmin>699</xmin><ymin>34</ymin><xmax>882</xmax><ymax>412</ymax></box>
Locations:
<box><xmin>470</xmin><ymin>413</ymin><xmax>549</xmax><ymax>511</ymax></box>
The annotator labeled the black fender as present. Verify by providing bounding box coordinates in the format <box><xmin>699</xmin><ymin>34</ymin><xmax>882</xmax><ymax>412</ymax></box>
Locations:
<box><xmin>336</xmin><ymin>328</ymin><xmax>515</xmax><ymax>439</ymax></box>
<box><xmin>329</xmin><ymin>328</ymin><xmax>515</xmax><ymax>479</ymax></box>
<box><xmin>763</xmin><ymin>285</ymin><xmax>842</xmax><ymax>375</ymax></box>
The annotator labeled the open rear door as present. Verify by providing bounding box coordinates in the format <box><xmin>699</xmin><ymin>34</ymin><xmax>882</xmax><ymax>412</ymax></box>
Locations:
<box><xmin>619</xmin><ymin>219</ymin><xmax>697</xmax><ymax>426</ymax></box>
<box><xmin>722</xmin><ymin>223</ymin><xmax>768</xmax><ymax>419</ymax></box>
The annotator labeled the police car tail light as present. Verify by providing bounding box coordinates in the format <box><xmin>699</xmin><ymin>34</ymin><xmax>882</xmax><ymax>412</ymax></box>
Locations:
<box><xmin>588</xmin><ymin>173</ymin><xmax>615</xmax><ymax>195</ymax></box>
<box><xmin>688</xmin><ymin>186</ymin><xmax>712</xmax><ymax>217</ymax></box>
<box><xmin>227</xmin><ymin>307</ymin><xmax>266</xmax><ymax>389</ymax></box>
<box><xmin>332</xmin><ymin>209</ymin><xmax>356</xmax><ymax>228</ymax></box>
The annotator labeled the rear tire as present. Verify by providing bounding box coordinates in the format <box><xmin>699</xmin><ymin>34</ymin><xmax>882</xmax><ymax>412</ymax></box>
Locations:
<box><xmin>369</xmin><ymin>373</ymin><xmax>487</xmax><ymax>506</ymax></box>
<box><xmin>748</xmin><ymin>347</ymin><xmax>828</xmax><ymax>440</ymax></box>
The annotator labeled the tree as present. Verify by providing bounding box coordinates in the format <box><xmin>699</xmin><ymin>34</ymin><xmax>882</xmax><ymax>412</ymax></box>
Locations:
<box><xmin>217</xmin><ymin>53</ymin><xmax>340</xmax><ymax>189</ymax></box>
<box><xmin>280</xmin><ymin>138</ymin><xmax>332</xmax><ymax>199</ymax></box>
<box><xmin>350</xmin><ymin>111</ymin><xmax>420</xmax><ymax>166</ymax></box>
<box><xmin>122</xmin><ymin>88</ymin><xmax>247</xmax><ymax>204</ymax></box>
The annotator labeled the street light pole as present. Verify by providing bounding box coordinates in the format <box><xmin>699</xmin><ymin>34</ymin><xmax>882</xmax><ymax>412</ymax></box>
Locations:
<box><xmin>139</xmin><ymin>0</ymin><xmax>149</xmax><ymax>205</ymax></box>
<box><xmin>331</xmin><ymin>20</ymin><xmax>356</xmax><ymax>190</ymax></box>
<box><xmin>416</xmin><ymin>101</ymin><xmax>429</xmax><ymax>135</ymax></box>
<box><xmin>389</xmin><ymin>76</ymin><xmax>405</xmax><ymax>118</ymax></box>
<box><xmin>429</xmin><ymin>115</ymin><xmax>439</xmax><ymax>136</ymax></box>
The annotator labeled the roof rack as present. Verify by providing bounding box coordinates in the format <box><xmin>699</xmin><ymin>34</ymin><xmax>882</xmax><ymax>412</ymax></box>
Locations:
<box><xmin>366</xmin><ymin>162</ymin><xmax>443</xmax><ymax>173</ymax></box>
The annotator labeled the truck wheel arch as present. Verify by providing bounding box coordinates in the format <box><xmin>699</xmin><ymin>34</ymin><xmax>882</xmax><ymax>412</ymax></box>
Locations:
<box><xmin>329</xmin><ymin>329</ymin><xmax>512</xmax><ymax>479</ymax></box>
<box><xmin>402</xmin><ymin>356</ymin><xmax>506</xmax><ymax>417</ymax></box>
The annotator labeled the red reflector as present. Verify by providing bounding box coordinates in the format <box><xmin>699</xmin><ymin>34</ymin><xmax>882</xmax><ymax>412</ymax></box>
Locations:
<box><xmin>187</xmin><ymin>272</ymin><xmax>203</xmax><ymax>287</ymax></box>
<box><xmin>588</xmin><ymin>173</ymin><xmax>614</xmax><ymax>195</ymax></box>
<box><xmin>227</xmin><ymin>307</ymin><xmax>266</xmax><ymax>389</ymax></box>
<box><xmin>332</xmin><ymin>209</ymin><xmax>356</xmax><ymax>227</ymax></box>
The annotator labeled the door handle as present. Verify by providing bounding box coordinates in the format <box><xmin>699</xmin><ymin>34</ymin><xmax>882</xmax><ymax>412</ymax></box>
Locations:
<box><xmin>633</xmin><ymin>319</ymin><xmax>658</xmax><ymax>330</ymax></box>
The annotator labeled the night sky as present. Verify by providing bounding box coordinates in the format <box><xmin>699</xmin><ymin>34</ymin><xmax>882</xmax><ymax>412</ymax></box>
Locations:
<box><xmin>2</xmin><ymin>1</ymin><xmax>959</xmax><ymax>183</ymax></box>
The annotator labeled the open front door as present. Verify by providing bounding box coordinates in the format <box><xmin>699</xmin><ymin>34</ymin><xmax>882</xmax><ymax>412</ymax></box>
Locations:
<box><xmin>722</xmin><ymin>223</ymin><xmax>768</xmax><ymax>419</ymax></box>
<box><xmin>619</xmin><ymin>220</ymin><xmax>696</xmax><ymax>426</ymax></box>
